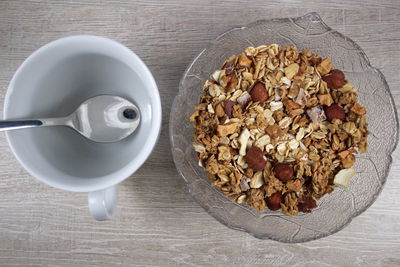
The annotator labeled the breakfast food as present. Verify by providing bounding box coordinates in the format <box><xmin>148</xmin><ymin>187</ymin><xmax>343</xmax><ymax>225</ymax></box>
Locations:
<box><xmin>190</xmin><ymin>44</ymin><xmax>368</xmax><ymax>216</ymax></box>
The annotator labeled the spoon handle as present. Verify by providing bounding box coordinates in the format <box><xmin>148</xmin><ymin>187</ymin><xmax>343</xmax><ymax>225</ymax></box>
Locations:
<box><xmin>0</xmin><ymin>120</ymin><xmax>43</xmax><ymax>131</ymax></box>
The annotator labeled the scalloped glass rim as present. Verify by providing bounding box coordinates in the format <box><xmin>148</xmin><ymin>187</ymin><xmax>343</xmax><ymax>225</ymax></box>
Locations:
<box><xmin>170</xmin><ymin>12</ymin><xmax>399</xmax><ymax>243</ymax></box>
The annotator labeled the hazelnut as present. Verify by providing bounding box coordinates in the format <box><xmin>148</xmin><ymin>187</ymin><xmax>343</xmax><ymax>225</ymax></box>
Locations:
<box><xmin>297</xmin><ymin>195</ymin><xmax>317</xmax><ymax>213</ymax></box>
<box><xmin>322</xmin><ymin>69</ymin><xmax>346</xmax><ymax>89</ymax></box>
<box><xmin>224</xmin><ymin>100</ymin><xmax>236</xmax><ymax>118</ymax></box>
<box><xmin>325</xmin><ymin>103</ymin><xmax>345</xmax><ymax>121</ymax></box>
<box><xmin>266</xmin><ymin>192</ymin><xmax>283</xmax><ymax>211</ymax></box>
<box><xmin>249</xmin><ymin>82</ymin><xmax>268</xmax><ymax>102</ymax></box>
<box><xmin>245</xmin><ymin>146</ymin><xmax>266</xmax><ymax>171</ymax></box>
<box><xmin>274</xmin><ymin>163</ymin><xmax>294</xmax><ymax>182</ymax></box>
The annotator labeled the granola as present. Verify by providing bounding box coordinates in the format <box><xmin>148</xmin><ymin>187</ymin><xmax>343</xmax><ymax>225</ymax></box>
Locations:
<box><xmin>190</xmin><ymin>44</ymin><xmax>369</xmax><ymax>216</ymax></box>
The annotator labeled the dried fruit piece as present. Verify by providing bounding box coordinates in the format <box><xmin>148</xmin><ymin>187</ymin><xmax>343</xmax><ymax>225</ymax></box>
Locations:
<box><xmin>226</xmin><ymin>74</ymin><xmax>239</xmax><ymax>92</ymax></box>
<box><xmin>351</xmin><ymin>103</ymin><xmax>366</xmax><ymax>115</ymax></box>
<box><xmin>322</xmin><ymin>69</ymin><xmax>346</xmax><ymax>89</ymax></box>
<box><xmin>325</xmin><ymin>103</ymin><xmax>345</xmax><ymax>121</ymax></box>
<box><xmin>217</xmin><ymin>122</ymin><xmax>239</xmax><ymax>136</ymax></box>
<box><xmin>249</xmin><ymin>82</ymin><xmax>268</xmax><ymax>102</ymax></box>
<box><xmin>342</xmin><ymin>154</ymin><xmax>355</xmax><ymax>168</ymax></box>
<box><xmin>274</xmin><ymin>163</ymin><xmax>294</xmax><ymax>182</ymax></box>
<box><xmin>284</xmin><ymin>99</ymin><xmax>301</xmax><ymax>110</ymax></box>
<box><xmin>317</xmin><ymin>94</ymin><xmax>333</xmax><ymax>106</ymax></box>
<box><xmin>224</xmin><ymin>100</ymin><xmax>236</xmax><ymax>118</ymax></box>
<box><xmin>266</xmin><ymin>192</ymin><xmax>283</xmax><ymax>211</ymax></box>
<box><xmin>238</xmin><ymin>54</ymin><xmax>252</xmax><ymax>68</ymax></box>
<box><xmin>317</xmin><ymin>57</ymin><xmax>333</xmax><ymax>75</ymax></box>
<box><xmin>284</xmin><ymin>63</ymin><xmax>299</xmax><ymax>79</ymax></box>
<box><xmin>297</xmin><ymin>195</ymin><xmax>317</xmax><ymax>213</ymax></box>
<box><xmin>334</xmin><ymin>168</ymin><xmax>356</xmax><ymax>187</ymax></box>
<box><xmin>215</xmin><ymin>102</ymin><xmax>225</xmax><ymax>117</ymax></box>
<box><xmin>245</xmin><ymin>146</ymin><xmax>267</xmax><ymax>171</ymax></box>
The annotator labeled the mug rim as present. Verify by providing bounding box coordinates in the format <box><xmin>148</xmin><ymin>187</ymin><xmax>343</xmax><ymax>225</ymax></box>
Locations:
<box><xmin>4</xmin><ymin>35</ymin><xmax>162</xmax><ymax>192</ymax></box>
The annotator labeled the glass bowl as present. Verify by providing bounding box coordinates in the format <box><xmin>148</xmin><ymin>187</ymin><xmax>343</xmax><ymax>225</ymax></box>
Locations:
<box><xmin>169</xmin><ymin>12</ymin><xmax>399</xmax><ymax>243</ymax></box>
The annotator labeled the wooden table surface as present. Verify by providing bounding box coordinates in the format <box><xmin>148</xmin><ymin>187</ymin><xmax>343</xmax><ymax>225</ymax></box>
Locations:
<box><xmin>0</xmin><ymin>1</ymin><xmax>399</xmax><ymax>266</ymax></box>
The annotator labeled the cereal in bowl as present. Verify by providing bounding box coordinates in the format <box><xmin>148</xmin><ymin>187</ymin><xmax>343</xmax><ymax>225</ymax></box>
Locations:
<box><xmin>190</xmin><ymin>44</ymin><xmax>368</xmax><ymax>215</ymax></box>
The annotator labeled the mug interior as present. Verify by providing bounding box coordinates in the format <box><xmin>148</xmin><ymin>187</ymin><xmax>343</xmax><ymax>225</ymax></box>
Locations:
<box><xmin>4</xmin><ymin>36</ymin><xmax>161</xmax><ymax>192</ymax></box>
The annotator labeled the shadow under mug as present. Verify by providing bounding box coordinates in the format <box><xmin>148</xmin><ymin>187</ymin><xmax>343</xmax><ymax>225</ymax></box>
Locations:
<box><xmin>4</xmin><ymin>35</ymin><xmax>162</xmax><ymax>220</ymax></box>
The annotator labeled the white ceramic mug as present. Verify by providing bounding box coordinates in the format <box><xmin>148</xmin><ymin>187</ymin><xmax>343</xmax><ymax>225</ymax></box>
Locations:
<box><xmin>4</xmin><ymin>35</ymin><xmax>162</xmax><ymax>220</ymax></box>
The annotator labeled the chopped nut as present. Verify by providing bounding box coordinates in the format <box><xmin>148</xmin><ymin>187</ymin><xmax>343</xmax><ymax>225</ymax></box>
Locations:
<box><xmin>250</xmin><ymin>171</ymin><xmax>264</xmax><ymax>188</ymax></box>
<box><xmin>236</xmin><ymin>194</ymin><xmax>247</xmax><ymax>203</ymax></box>
<box><xmin>334</xmin><ymin>168</ymin><xmax>356</xmax><ymax>187</ymax></box>
<box><xmin>207</xmin><ymin>104</ymin><xmax>215</xmax><ymax>114</ymax></box>
<box><xmin>238</xmin><ymin>128</ymin><xmax>250</xmax><ymax>156</ymax></box>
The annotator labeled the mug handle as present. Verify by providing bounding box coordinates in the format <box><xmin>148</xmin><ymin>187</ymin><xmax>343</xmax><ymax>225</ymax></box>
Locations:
<box><xmin>88</xmin><ymin>186</ymin><xmax>118</xmax><ymax>221</ymax></box>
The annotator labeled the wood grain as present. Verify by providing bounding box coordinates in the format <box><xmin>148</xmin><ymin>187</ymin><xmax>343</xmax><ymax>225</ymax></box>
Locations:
<box><xmin>0</xmin><ymin>0</ymin><xmax>399</xmax><ymax>266</ymax></box>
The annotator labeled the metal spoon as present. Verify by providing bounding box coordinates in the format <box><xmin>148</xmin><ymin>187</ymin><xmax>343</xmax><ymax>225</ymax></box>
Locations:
<box><xmin>0</xmin><ymin>95</ymin><xmax>140</xmax><ymax>143</ymax></box>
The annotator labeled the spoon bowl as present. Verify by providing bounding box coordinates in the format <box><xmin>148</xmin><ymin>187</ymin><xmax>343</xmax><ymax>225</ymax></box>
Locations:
<box><xmin>0</xmin><ymin>95</ymin><xmax>141</xmax><ymax>143</ymax></box>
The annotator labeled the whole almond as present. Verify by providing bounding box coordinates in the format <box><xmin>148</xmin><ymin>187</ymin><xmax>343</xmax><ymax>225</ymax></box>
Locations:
<box><xmin>245</xmin><ymin>146</ymin><xmax>266</xmax><ymax>171</ymax></box>
<box><xmin>266</xmin><ymin>192</ymin><xmax>283</xmax><ymax>211</ymax></box>
<box><xmin>325</xmin><ymin>103</ymin><xmax>345</xmax><ymax>121</ymax></box>
<box><xmin>274</xmin><ymin>163</ymin><xmax>294</xmax><ymax>182</ymax></box>
<box><xmin>322</xmin><ymin>69</ymin><xmax>346</xmax><ymax>89</ymax></box>
<box><xmin>249</xmin><ymin>82</ymin><xmax>268</xmax><ymax>102</ymax></box>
